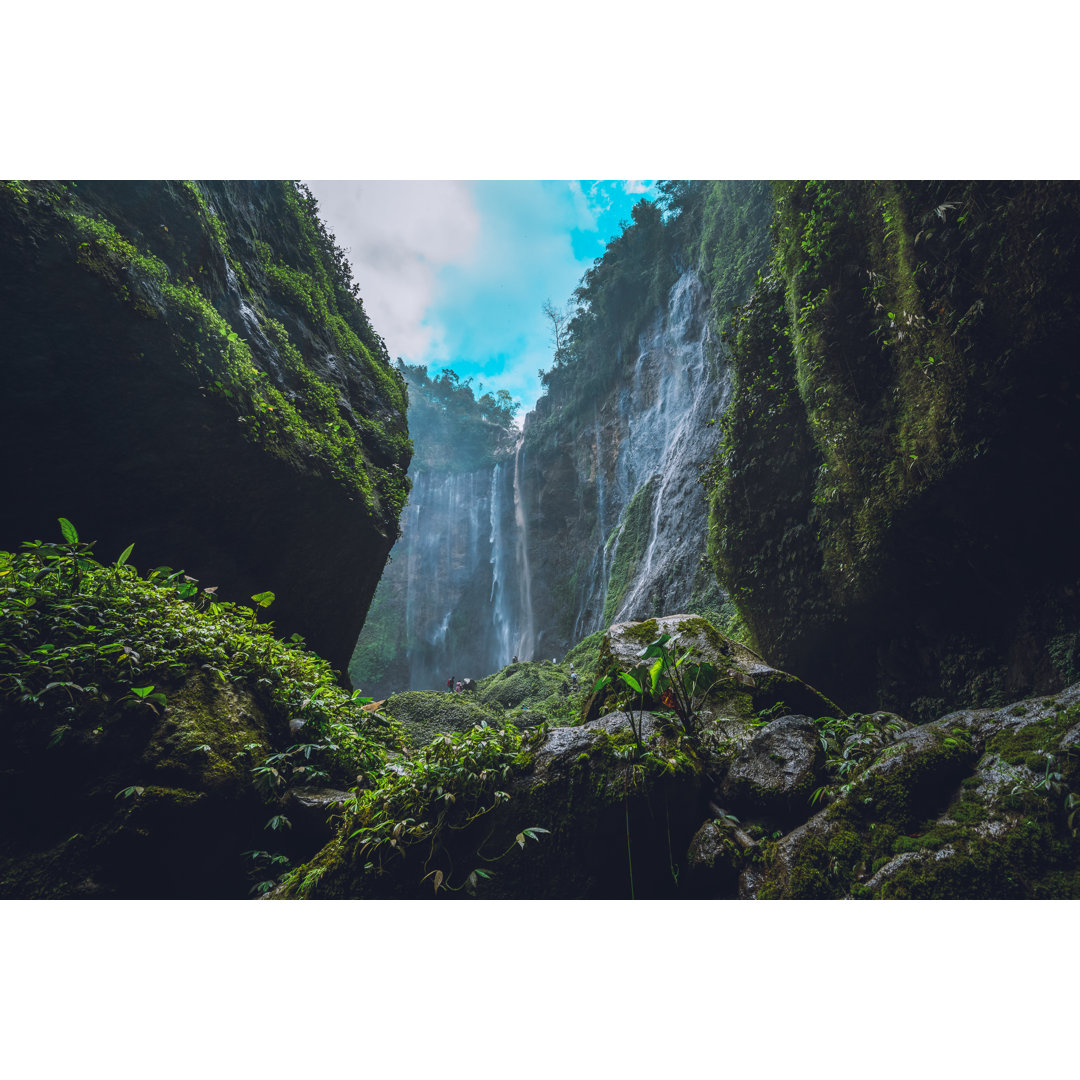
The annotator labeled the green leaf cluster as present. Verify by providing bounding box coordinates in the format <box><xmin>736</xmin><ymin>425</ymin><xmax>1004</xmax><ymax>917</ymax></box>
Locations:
<box><xmin>0</xmin><ymin>521</ymin><xmax>403</xmax><ymax>775</ymax></box>
<box><xmin>332</xmin><ymin>719</ymin><xmax>547</xmax><ymax>895</ymax></box>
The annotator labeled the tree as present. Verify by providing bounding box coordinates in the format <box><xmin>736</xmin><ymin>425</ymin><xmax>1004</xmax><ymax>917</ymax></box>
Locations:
<box><xmin>542</xmin><ymin>299</ymin><xmax>573</xmax><ymax>369</ymax></box>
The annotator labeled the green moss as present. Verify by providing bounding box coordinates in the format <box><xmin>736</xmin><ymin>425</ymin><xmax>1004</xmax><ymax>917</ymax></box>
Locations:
<box><xmin>382</xmin><ymin>690</ymin><xmax>504</xmax><ymax>749</ymax></box>
<box><xmin>565</xmin><ymin>631</ymin><xmax>605</xmax><ymax>675</ymax></box>
<box><xmin>987</xmin><ymin>705</ymin><xmax>1079</xmax><ymax>763</ymax></box>
<box><xmin>601</xmin><ymin>477</ymin><xmax>661</xmax><ymax>625</ymax></box>
<box><xmin>619</xmin><ymin>619</ymin><xmax>661</xmax><ymax>647</ymax></box>
<box><xmin>9</xmin><ymin>181</ymin><xmax>409</xmax><ymax>519</ymax></box>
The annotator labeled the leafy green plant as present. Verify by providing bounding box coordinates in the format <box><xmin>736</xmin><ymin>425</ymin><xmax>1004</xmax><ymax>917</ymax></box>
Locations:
<box><xmin>810</xmin><ymin>712</ymin><xmax>908</xmax><ymax>806</ymax></box>
<box><xmin>337</xmin><ymin>720</ymin><xmax>549</xmax><ymax>896</ymax></box>
<box><xmin>593</xmin><ymin>632</ymin><xmax>723</xmax><ymax>751</ymax></box>
<box><xmin>119</xmin><ymin>684</ymin><xmax>168</xmax><ymax>714</ymax></box>
<box><xmin>0</xmin><ymin>525</ymin><xmax>405</xmax><ymax>816</ymax></box>
<box><xmin>244</xmin><ymin>849</ymin><xmax>292</xmax><ymax>896</ymax></box>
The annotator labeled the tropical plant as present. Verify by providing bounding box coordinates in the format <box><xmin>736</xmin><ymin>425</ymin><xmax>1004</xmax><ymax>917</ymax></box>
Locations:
<box><xmin>592</xmin><ymin>632</ymin><xmax>723</xmax><ymax>750</ymax></box>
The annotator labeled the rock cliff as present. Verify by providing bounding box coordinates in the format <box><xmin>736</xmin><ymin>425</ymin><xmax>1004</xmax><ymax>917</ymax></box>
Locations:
<box><xmin>0</xmin><ymin>180</ymin><xmax>410</xmax><ymax>672</ymax></box>
<box><xmin>706</xmin><ymin>181</ymin><xmax>1080</xmax><ymax>717</ymax></box>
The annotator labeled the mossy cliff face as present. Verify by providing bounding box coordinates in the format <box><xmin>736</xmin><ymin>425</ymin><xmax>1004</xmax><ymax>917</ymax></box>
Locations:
<box><xmin>707</xmin><ymin>181</ymin><xmax>1080</xmax><ymax>716</ymax></box>
<box><xmin>0</xmin><ymin>180</ymin><xmax>410</xmax><ymax>671</ymax></box>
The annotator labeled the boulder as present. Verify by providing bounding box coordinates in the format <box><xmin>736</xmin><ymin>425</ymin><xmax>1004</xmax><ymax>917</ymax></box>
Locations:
<box><xmin>582</xmin><ymin>614</ymin><xmax>843</xmax><ymax>725</ymax></box>
<box><xmin>721</xmin><ymin>714</ymin><xmax>824</xmax><ymax>822</ymax></box>
<box><xmin>744</xmin><ymin>682</ymin><xmax>1080</xmax><ymax>899</ymax></box>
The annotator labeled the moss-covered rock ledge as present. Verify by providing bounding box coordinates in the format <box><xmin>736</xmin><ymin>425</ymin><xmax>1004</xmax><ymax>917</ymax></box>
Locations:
<box><xmin>0</xmin><ymin>180</ymin><xmax>410</xmax><ymax>670</ymax></box>
<box><xmin>273</xmin><ymin>614</ymin><xmax>1080</xmax><ymax>899</ymax></box>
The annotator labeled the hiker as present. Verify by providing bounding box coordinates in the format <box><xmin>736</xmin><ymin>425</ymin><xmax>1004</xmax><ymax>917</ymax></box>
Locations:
<box><xmin>455</xmin><ymin>681</ymin><xmax>462</xmax><ymax>694</ymax></box>
<box><xmin>512</xmin><ymin>655</ymin><xmax>518</xmax><ymax>664</ymax></box>
<box><xmin>447</xmin><ymin>676</ymin><xmax>454</xmax><ymax>692</ymax></box>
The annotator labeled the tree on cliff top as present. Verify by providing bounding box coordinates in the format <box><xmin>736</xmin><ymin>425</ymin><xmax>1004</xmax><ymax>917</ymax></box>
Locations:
<box><xmin>400</xmin><ymin>362</ymin><xmax>519</xmax><ymax>471</ymax></box>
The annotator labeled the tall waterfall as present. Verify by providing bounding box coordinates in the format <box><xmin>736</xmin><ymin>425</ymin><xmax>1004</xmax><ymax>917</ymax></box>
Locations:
<box><xmin>603</xmin><ymin>269</ymin><xmax>731</xmax><ymax>625</ymax></box>
<box><xmin>510</xmin><ymin>438</ymin><xmax>536</xmax><ymax>662</ymax></box>
<box><xmin>351</xmin><ymin>268</ymin><xmax>731</xmax><ymax>694</ymax></box>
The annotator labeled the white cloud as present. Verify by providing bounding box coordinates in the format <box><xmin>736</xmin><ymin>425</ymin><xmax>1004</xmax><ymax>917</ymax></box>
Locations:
<box><xmin>304</xmin><ymin>180</ymin><xmax>480</xmax><ymax>361</ymax></box>
<box><xmin>624</xmin><ymin>180</ymin><xmax>655</xmax><ymax>195</ymax></box>
<box><xmin>566</xmin><ymin>181</ymin><xmax>600</xmax><ymax>232</ymax></box>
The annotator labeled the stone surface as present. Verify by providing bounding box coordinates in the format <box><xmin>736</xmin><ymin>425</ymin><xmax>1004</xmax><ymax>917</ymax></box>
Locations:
<box><xmin>721</xmin><ymin>714</ymin><xmax>824</xmax><ymax>820</ymax></box>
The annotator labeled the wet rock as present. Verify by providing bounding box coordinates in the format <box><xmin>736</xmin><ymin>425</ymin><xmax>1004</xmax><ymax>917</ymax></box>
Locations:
<box><xmin>530</xmin><ymin>712</ymin><xmax>661</xmax><ymax>778</ymax></box>
<box><xmin>721</xmin><ymin>714</ymin><xmax>824</xmax><ymax>821</ymax></box>
<box><xmin>685</xmin><ymin>819</ymin><xmax>744</xmax><ymax>898</ymax></box>
<box><xmin>583</xmin><ymin>710</ymin><xmax>661</xmax><ymax>739</ymax></box>
<box><xmin>739</xmin><ymin>810</ymin><xmax>835</xmax><ymax>899</ymax></box>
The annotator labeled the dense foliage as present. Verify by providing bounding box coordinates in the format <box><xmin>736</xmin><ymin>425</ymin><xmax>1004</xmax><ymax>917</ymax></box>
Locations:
<box><xmin>0</xmin><ymin>522</ymin><xmax>401</xmax><ymax>775</ymax></box>
<box><xmin>398</xmin><ymin>362</ymin><xmax>519</xmax><ymax>471</ymax></box>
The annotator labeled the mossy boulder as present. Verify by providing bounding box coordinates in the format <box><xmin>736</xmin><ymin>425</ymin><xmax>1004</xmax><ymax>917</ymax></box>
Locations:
<box><xmin>477</xmin><ymin>660</ymin><xmax>574</xmax><ymax>712</ymax></box>
<box><xmin>720</xmin><ymin>714</ymin><xmax>825</xmax><ymax>824</ymax></box>
<box><xmin>744</xmin><ymin>681</ymin><xmax>1080</xmax><ymax>899</ymax></box>
<box><xmin>0</xmin><ymin>539</ymin><xmax>402</xmax><ymax>898</ymax></box>
<box><xmin>582</xmin><ymin>613</ymin><xmax>843</xmax><ymax>724</ymax></box>
<box><xmin>382</xmin><ymin>690</ymin><xmax>504</xmax><ymax>749</ymax></box>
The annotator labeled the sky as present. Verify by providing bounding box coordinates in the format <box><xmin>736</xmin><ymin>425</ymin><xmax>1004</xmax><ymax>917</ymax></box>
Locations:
<box><xmin>305</xmin><ymin>180</ymin><xmax>660</xmax><ymax>422</ymax></box>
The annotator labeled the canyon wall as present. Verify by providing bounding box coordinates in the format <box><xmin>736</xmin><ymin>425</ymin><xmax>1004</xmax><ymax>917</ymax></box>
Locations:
<box><xmin>706</xmin><ymin>181</ymin><xmax>1080</xmax><ymax>716</ymax></box>
<box><xmin>0</xmin><ymin>180</ymin><xmax>410</xmax><ymax>672</ymax></box>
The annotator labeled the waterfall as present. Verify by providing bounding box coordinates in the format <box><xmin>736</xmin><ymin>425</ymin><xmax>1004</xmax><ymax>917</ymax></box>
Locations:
<box><xmin>598</xmin><ymin>269</ymin><xmax>731</xmax><ymax>627</ymax></box>
<box><xmin>489</xmin><ymin>461</ymin><xmax>512</xmax><ymax>663</ymax></box>
<box><xmin>352</xmin><ymin>267</ymin><xmax>732</xmax><ymax>693</ymax></box>
<box><xmin>512</xmin><ymin>436</ymin><xmax>536</xmax><ymax>660</ymax></box>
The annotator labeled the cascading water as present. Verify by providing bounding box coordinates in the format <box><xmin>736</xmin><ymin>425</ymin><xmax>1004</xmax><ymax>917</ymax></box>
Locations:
<box><xmin>511</xmin><ymin>437</ymin><xmax>536</xmax><ymax>661</ymax></box>
<box><xmin>608</xmin><ymin>269</ymin><xmax>730</xmax><ymax>623</ymax></box>
<box><xmin>567</xmin><ymin>268</ymin><xmax>731</xmax><ymax>633</ymax></box>
<box><xmin>351</xmin><ymin>267</ymin><xmax>732</xmax><ymax>694</ymax></box>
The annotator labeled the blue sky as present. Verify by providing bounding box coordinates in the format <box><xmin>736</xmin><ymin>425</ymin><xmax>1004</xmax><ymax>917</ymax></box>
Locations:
<box><xmin>305</xmin><ymin>181</ymin><xmax>659</xmax><ymax>421</ymax></box>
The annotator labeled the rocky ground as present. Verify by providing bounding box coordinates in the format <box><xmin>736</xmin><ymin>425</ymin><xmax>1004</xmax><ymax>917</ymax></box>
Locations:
<box><xmin>272</xmin><ymin>614</ymin><xmax>1080</xmax><ymax>899</ymax></box>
